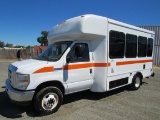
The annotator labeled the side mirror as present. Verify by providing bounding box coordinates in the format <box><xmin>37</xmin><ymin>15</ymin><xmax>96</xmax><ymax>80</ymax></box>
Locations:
<box><xmin>75</xmin><ymin>44</ymin><xmax>83</xmax><ymax>58</ymax></box>
<box><xmin>66</xmin><ymin>56</ymin><xmax>71</xmax><ymax>63</ymax></box>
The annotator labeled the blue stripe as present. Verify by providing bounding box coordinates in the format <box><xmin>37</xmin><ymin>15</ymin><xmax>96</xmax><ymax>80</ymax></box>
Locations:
<box><xmin>54</xmin><ymin>68</ymin><xmax>62</xmax><ymax>71</ymax></box>
<box><xmin>9</xmin><ymin>64</ymin><xmax>18</xmax><ymax>71</ymax></box>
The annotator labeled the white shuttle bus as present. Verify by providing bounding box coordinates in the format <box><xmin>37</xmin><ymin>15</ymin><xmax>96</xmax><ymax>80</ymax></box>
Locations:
<box><xmin>6</xmin><ymin>14</ymin><xmax>154</xmax><ymax>115</ymax></box>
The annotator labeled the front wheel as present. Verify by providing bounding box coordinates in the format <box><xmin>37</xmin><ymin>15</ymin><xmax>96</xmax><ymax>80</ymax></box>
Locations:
<box><xmin>129</xmin><ymin>74</ymin><xmax>142</xmax><ymax>90</ymax></box>
<box><xmin>34</xmin><ymin>86</ymin><xmax>63</xmax><ymax>115</ymax></box>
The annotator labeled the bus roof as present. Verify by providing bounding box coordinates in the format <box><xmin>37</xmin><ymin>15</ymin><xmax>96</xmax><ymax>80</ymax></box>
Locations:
<box><xmin>47</xmin><ymin>14</ymin><xmax>154</xmax><ymax>43</ymax></box>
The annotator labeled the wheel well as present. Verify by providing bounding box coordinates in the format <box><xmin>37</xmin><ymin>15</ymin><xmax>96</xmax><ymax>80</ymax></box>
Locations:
<box><xmin>135</xmin><ymin>72</ymin><xmax>143</xmax><ymax>79</ymax></box>
<box><xmin>35</xmin><ymin>81</ymin><xmax>65</xmax><ymax>95</ymax></box>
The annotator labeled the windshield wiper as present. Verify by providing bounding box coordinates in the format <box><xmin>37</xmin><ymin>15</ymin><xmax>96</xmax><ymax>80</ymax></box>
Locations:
<box><xmin>40</xmin><ymin>56</ymin><xmax>49</xmax><ymax>61</ymax></box>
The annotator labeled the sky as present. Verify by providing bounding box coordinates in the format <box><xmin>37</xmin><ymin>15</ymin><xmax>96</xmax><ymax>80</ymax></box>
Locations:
<box><xmin>0</xmin><ymin>0</ymin><xmax>160</xmax><ymax>46</ymax></box>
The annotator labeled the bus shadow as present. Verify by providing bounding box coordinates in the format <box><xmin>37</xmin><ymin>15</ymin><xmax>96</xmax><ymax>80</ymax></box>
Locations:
<box><xmin>0</xmin><ymin>84</ymin><xmax>143</xmax><ymax>118</ymax></box>
<box><xmin>0</xmin><ymin>86</ymin><xmax>35</xmax><ymax>118</ymax></box>
<box><xmin>63</xmin><ymin>86</ymin><xmax>128</xmax><ymax>105</ymax></box>
<box><xmin>67</xmin><ymin>81</ymin><xmax>148</xmax><ymax>103</ymax></box>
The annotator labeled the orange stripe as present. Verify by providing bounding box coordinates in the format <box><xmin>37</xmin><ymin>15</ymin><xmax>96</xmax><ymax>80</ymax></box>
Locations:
<box><xmin>116</xmin><ymin>59</ymin><xmax>153</xmax><ymax>66</ymax></box>
<box><xmin>63</xmin><ymin>62</ymin><xmax>110</xmax><ymax>70</ymax></box>
<box><xmin>93</xmin><ymin>63</ymin><xmax>110</xmax><ymax>67</ymax></box>
<box><xmin>33</xmin><ymin>66</ymin><xmax>54</xmax><ymax>74</ymax></box>
<box><xmin>63</xmin><ymin>63</ymin><xmax>92</xmax><ymax>70</ymax></box>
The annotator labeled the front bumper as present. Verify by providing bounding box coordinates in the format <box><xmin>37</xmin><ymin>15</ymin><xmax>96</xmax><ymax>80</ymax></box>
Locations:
<box><xmin>5</xmin><ymin>79</ymin><xmax>35</xmax><ymax>103</ymax></box>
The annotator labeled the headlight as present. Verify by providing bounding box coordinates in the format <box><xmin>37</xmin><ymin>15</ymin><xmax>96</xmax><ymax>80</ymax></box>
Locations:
<box><xmin>16</xmin><ymin>74</ymin><xmax>30</xmax><ymax>90</ymax></box>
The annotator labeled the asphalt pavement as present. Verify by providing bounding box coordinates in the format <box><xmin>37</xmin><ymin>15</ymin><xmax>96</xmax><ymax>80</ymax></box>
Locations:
<box><xmin>0</xmin><ymin>62</ymin><xmax>160</xmax><ymax>120</ymax></box>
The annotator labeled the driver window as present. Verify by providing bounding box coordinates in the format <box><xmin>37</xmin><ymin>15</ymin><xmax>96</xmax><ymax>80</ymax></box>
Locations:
<box><xmin>50</xmin><ymin>44</ymin><xmax>68</xmax><ymax>59</ymax></box>
<box><xmin>67</xmin><ymin>43</ymin><xmax>89</xmax><ymax>63</ymax></box>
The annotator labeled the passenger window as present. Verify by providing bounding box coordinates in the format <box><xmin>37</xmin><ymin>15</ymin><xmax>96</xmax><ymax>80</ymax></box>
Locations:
<box><xmin>125</xmin><ymin>34</ymin><xmax>137</xmax><ymax>58</ymax></box>
<box><xmin>147</xmin><ymin>38</ymin><xmax>153</xmax><ymax>57</ymax></box>
<box><xmin>109</xmin><ymin>31</ymin><xmax>125</xmax><ymax>59</ymax></box>
<box><xmin>67</xmin><ymin>43</ymin><xmax>89</xmax><ymax>63</ymax></box>
<box><xmin>138</xmin><ymin>36</ymin><xmax>147</xmax><ymax>57</ymax></box>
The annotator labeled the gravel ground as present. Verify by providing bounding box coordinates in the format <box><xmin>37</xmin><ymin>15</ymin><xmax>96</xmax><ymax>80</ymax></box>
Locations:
<box><xmin>0</xmin><ymin>62</ymin><xmax>160</xmax><ymax>120</ymax></box>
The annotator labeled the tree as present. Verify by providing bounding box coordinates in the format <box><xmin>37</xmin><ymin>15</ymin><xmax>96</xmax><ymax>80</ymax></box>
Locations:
<box><xmin>5</xmin><ymin>43</ymin><xmax>13</xmax><ymax>47</ymax></box>
<box><xmin>26</xmin><ymin>45</ymin><xmax>33</xmax><ymax>49</ymax></box>
<box><xmin>14</xmin><ymin>45</ymin><xmax>25</xmax><ymax>48</ymax></box>
<box><xmin>37</xmin><ymin>31</ymin><xmax>48</xmax><ymax>46</ymax></box>
<box><xmin>0</xmin><ymin>41</ymin><xmax>5</xmax><ymax>48</ymax></box>
<box><xmin>37</xmin><ymin>37</ymin><xmax>43</xmax><ymax>46</ymax></box>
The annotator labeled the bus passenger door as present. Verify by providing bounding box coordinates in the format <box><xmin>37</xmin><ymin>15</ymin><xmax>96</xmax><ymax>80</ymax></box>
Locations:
<box><xmin>107</xmin><ymin>30</ymin><xmax>129</xmax><ymax>90</ymax></box>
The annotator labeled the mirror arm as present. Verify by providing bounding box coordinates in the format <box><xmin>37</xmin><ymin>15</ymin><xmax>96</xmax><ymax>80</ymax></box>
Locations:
<box><xmin>66</xmin><ymin>56</ymin><xmax>70</xmax><ymax>63</ymax></box>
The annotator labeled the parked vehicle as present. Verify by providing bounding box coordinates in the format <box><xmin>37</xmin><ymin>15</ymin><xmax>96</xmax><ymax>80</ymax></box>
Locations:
<box><xmin>6</xmin><ymin>14</ymin><xmax>154</xmax><ymax>115</ymax></box>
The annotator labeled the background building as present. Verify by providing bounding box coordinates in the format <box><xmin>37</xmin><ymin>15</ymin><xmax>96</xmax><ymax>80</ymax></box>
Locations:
<box><xmin>139</xmin><ymin>26</ymin><xmax>160</xmax><ymax>65</ymax></box>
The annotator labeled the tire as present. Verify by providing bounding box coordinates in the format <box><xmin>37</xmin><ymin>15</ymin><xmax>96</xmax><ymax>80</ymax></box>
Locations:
<box><xmin>34</xmin><ymin>86</ymin><xmax>63</xmax><ymax>115</ymax></box>
<box><xmin>129</xmin><ymin>74</ymin><xmax>142</xmax><ymax>90</ymax></box>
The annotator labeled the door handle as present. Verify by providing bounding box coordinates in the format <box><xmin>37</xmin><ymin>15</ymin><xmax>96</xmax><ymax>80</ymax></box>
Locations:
<box><xmin>89</xmin><ymin>69</ymin><xmax>92</xmax><ymax>74</ymax></box>
<box><xmin>143</xmin><ymin>64</ymin><xmax>146</xmax><ymax>69</ymax></box>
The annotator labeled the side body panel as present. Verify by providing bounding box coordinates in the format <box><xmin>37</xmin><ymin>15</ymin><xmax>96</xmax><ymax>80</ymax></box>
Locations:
<box><xmin>107</xmin><ymin>22</ymin><xmax>154</xmax><ymax>91</ymax></box>
<box><xmin>90</xmin><ymin>39</ymin><xmax>108</xmax><ymax>92</ymax></box>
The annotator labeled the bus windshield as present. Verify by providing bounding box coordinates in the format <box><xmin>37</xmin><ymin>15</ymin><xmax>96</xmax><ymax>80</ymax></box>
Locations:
<box><xmin>37</xmin><ymin>41</ymin><xmax>72</xmax><ymax>61</ymax></box>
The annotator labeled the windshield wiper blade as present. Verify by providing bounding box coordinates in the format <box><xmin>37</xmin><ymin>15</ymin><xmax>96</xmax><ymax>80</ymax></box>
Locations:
<box><xmin>41</xmin><ymin>56</ymin><xmax>49</xmax><ymax>61</ymax></box>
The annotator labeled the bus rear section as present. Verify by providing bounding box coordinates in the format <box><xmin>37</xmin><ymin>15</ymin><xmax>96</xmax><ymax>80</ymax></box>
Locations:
<box><xmin>106</xmin><ymin>19</ymin><xmax>154</xmax><ymax>91</ymax></box>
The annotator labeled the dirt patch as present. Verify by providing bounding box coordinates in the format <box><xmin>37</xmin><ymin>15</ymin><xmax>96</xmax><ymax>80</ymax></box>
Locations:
<box><xmin>0</xmin><ymin>59</ymin><xmax>18</xmax><ymax>62</ymax></box>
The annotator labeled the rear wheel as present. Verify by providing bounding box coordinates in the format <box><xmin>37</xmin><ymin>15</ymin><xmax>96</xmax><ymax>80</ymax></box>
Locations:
<box><xmin>130</xmin><ymin>74</ymin><xmax>142</xmax><ymax>90</ymax></box>
<box><xmin>34</xmin><ymin>86</ymin><xmax>63</xmax><ymax>115</ymax></box>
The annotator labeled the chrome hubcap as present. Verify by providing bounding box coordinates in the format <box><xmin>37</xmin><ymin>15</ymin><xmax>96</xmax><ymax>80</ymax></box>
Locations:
<box><xmin>135</xmin><ymin>77</ymin><xmax>140</xmax><ymax>88</ymax></box>
<box><xmin>42</xmin><ymin>93</ymin><xmax>58</xmax><ymax>110</ymax></box>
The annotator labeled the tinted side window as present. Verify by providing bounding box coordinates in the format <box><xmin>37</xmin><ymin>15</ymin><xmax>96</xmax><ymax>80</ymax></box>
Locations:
<box><xmin>138</xmin><ymin>36</ymin><xmax>147</xmax><ymax>57</ymax></box>
<box><xmin>125</xmin><ymin>34</ymin><xmax>137</xmax><ymax>58</ymax></box>
<box><xmin>109</xmin><ymin>31</ymin><xmax>125</xmax><ymax>59</ymax></box>
<box><xmin>67</xmin><ymin>43</ymin><xmax>89</xmax><ymax>63</ymax></box>
<box><xmin>147</xmin><ymin>38</ymin><xmax>153</xmax><ymax>57</ymax></box>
